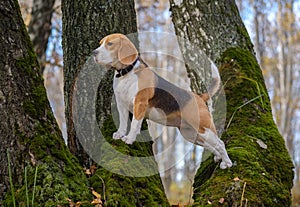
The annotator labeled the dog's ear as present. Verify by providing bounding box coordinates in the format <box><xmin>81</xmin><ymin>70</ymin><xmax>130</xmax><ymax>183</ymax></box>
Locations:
<box><xmin>118</xmin><ymin>36</ymin><xmax>138</xmax><ymax>65</ymax></box>
<box><xmin>99</xmin><ymin>37</ymin><xmax>105</xmax><ymax>45</ymax></box>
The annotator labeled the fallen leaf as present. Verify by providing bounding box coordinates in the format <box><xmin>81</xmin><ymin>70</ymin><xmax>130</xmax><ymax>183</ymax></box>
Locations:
<box><xmin>66</xmin><ymin>198</ymin><xmax>75</xmax><ymax>207</ymax></box>
<box><xmin>256</xmin><ymin>139</ymin><xmax>267</xmax><ymax>149</ymax></box>
<box><xmin>91</xmin><ymin>198</ymin><xmax>102</xmax><ymax>204</ymax></box>
<box><xmin>29</xmin><ymin>150</ymin><xmax>36</xmax><ymax>166</ymax></box>
<box><xmin>233</xmin><ymin>177</ymin><xmax>240</xmax><ymax>181</ymax></box>
<box><xmin>90</xmin><ymin>164</ymin><xmax>97</xmax><ymax>174</ymax></box>
<box><xmin>207</xmin><ymin>200</ymin><xmax>212</xmax><ymax>204</ymax></box>
<box><xmin>85</xmin><ymin>169</ymin><xmax>91</xmax><ymax>175</ymax></box>
<box><xmin>75</xmin><ymin>201</ymin><xmax>81</xmax><ymax>207</ymax></box>
<box><xmin>92</xmin><ymin>190</ymin><xmax>101</xmax><ymax>199</ymax></box>
<box><xmin>219</xmin><ymin>197</ymin><xmax>225</xmax><ymax>204</ymax></box>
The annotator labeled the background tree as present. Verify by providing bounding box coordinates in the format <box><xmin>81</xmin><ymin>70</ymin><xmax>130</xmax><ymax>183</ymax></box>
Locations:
<box><xmin>28</xmin><ymin>0</ymin><xmax>56</xmax><ymax>70</ymax></box>
<box><xmin>169</xmin><ymin>0</ymin><xmax>294</xmax><ymax>206</ymax></box>
<box><xmin>19</xmin><ymin>0</ymin><xmax>67</xmax><ymax>143</ymax></box>
<box><xmin>0</xmin><ymin>0</ymin><xmax>92</xmax><ymax>205</ymax></box>
<box><xmin>62</xmin><ymin>0</ymin><xmax>169</xmax><ymax>206</ymax></box>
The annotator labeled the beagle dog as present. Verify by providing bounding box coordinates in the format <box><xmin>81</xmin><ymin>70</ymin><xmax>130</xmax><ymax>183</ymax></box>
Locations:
<box><xmin>93</xmin><ymin>33</ymin><xmax>232</xmax><ymax>169</ymax></box>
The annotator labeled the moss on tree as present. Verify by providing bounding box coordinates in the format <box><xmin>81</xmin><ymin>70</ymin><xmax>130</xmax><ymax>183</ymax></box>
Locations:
<box><xmin>87</xmin><ymin>116</ymin><xmax>169</xmax><ymax>206</ymax></box>
<box><xmin>192</xmin><ymin>48</ymin><xmax>294</xmax><ymax>206</ymax></box>
<box><xmin>4</xmin><ymin>42</ymin><xmax>92</xmax><ymax>207</ymax></box>
<box><xmin>2</xmin><ymin>0</ymin><xmax>93</xmax><ymax>206</ymax></box>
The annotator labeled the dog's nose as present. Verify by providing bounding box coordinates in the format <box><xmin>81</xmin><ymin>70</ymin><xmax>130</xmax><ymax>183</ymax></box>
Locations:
<box><xmin>92</xmin><ymin>50</ymin><xmax>98</xmax><ymax>56</ymax></box>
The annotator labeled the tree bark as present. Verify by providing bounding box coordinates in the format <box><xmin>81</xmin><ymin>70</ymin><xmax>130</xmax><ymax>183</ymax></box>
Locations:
<box><xmin>169</xmin><ymin>0</ymin><xmax>294</xmax><ymax>206</ymax></box>
<box><xmin>62</xmin><ymin>0</ymin><xmax>138</xmax><ymax>163</ymax></box>
<box><xmin>0</xmin><ymin>0</ymin><xmax>91</xmax><ymax>206</ymax></box>
<box><xmin>62</xmin><ymin>0</ymin><xmax>169</xmax><ymax>206</ymax></box>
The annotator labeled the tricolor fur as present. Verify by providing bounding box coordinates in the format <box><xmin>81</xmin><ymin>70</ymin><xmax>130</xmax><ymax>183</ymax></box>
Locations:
<box><xmin>93</xmin><ymin>33</ymin><xmax>232</xmax><ymax>169</ymax></box>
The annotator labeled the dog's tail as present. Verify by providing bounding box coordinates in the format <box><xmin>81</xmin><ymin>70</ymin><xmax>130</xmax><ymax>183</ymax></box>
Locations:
<box><xmin>208</xmin><ymin>61</ymin><xmax>220</xmax><ymax>97</ymax></box>
<box><xmin>199</xmin><ymin>61</ymin><xmax>220</xmax><ymax>102</ymax></box>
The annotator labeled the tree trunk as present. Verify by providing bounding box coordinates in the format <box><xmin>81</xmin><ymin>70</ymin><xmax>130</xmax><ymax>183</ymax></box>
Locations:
<box><xmin>28</xmin><ymin>0</ymin><xmax>56</xmax><ymax>70</ymax></box>
<box><xmin>169</xmin><ymin>0</ymin><xmax>294</xmax><ymax>206</ymax></box>
<box><xmin>62</xmin><ymin>0</ymin><xmax>138</xmax><ymax>164</ymax></box>
<box><xmin>0</xmin><ymin>0</ymin><xmax>91</xmax><ymax>206</ymax></box>
<box><xmin>62</xmin><ymin>0</ymin><xmax>169</xmax><ymax>206</ymax></box>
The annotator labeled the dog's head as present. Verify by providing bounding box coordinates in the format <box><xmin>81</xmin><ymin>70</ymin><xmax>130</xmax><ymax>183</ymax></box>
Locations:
<box><xmin>92</xmin><ymin>33</ymin><xmax>138</xmax><ymax>70</ymax></box>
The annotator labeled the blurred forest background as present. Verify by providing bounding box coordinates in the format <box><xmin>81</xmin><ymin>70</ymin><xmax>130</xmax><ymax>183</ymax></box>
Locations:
<box><xmin>18</xmin><ymin>0</ymin><xmax>300</xmax><ymax>205</ymax></box>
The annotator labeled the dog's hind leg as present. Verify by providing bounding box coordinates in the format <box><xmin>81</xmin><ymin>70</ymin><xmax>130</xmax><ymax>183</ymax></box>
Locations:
<box><xmin>180</xmin><ymin>126</ymin><xmax>222</xmax><ymax>163</ymax></box>
<box><xmin>197</xmin><ymin>128</ymin><xmax>232</xmax><ymax>169</ymax></box>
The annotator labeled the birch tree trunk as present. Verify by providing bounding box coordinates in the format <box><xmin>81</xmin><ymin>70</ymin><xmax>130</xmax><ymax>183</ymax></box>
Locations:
<box><xmin>62</xmin><ymin>1</ymin><xmax>169</xmax><ymax>206</ymax></box>
<box><xmin>28</xmin><ymin>0</ymin><xmax>56</xmax><ymax>70</ymax></box>
<box><xmin>0</xmin><ymin>0</ymin><xmax>91</xmax><ymax>205</ymax></box>
<box><xmin>169</xmin><ymin>0</ymin><xmax>294</xmax><ymax>206</ymax></box>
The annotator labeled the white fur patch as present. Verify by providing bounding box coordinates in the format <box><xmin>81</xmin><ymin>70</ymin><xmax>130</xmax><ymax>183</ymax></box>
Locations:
<box><xmin>93</xmin><ymin>40</ymin><xmax>114</xmax><ymax>65</ymax></box>
<box><xmin>198</xmin><ymin>128</ymin><xmax>232</xmax><ymax>169</ymax></box>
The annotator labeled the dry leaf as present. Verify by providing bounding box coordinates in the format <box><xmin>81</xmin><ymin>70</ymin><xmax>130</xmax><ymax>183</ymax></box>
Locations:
<box><xmin>233</xmin><ymin>177</ymin><xmax>240</xmax><ymax>181</ymax></box>
<box><xmin>91</xmin><ymin>198</ymin><xmax>102</xmax><ymax>204</ymax></box>
<box><xmin>90</xmin><ymin>164</ymin><xmax>97</xmax><ymax>174</ymax></box>
<box><xmin>256</xmin><ymin>139</ymin><xmax>267</xmax><ymax>149</ymax></box>
<box><xmin>75</xmin><ymin>201</ymin><xmax>82</xmax><ymax>207</ymax></box>
<box><xmin>29</xmin><ymin>150</ymin><xmax>36</xmax><ymax>166</ymax></box>
<box><xmin>85</xmin><ymin>169</ymin><xmax>91</xmax><ymax>175</ymax></box>
<box><xmin>92</xmin><ymin>190</ymin><xmax>101</xmax><ymax>199</ymax></box>
<box><xmin>66</xmin><ymin>198</ymin><xmax>75</xmax><ymax>207</ymax></box>
<box><xmin>207</xmin><ymin>200</ymin><xmax>212</xmax><ymax>204</ymax></box>
<box><xmin>219</xmin><ymin>197</ymin><xmax>225</xmax><ymax>204</ymax></box>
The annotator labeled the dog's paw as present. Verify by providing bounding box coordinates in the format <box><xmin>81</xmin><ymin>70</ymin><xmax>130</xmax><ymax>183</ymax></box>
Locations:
<box><xmin>214</xmin><ymin>155</ymin><xmax>222</xmax><ymax>162</ymax></box>
<box><xmin>113</xmin><ymin>131</ymin><xmax>125</xmax><ymax>140</ymax></box>
<box><xmin>121</xmin><ymin>136</ymin><xmax>135</xmax><ymax>145</ymax></box>
<box><xmin>220</xmin><ymin>158</ymin><xmax>233</xmax><ymax>169</ymax></box>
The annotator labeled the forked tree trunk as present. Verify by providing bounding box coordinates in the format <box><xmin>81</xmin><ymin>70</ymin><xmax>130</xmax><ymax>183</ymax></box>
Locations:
<box><xmin>62</xmin><ymin>0</ymin><xmax>169</xmax><ymax>206</ymax></box>
<box><xmin>0</xmin><ymin>0</ymin><xmax>91</xmax><ymax>205</ymax></box>
<box><xmin>169</xmin><ymin>0</ymin><xmax>294</xmax><ymax>206</ymax></box>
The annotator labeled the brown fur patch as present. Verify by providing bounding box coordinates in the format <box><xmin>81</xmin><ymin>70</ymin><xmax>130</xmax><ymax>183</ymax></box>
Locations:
<box><xmin>134</xmin><ymin>88</ymin><xmax>155</xmax><ymax>120</ymax></box>
<box><xmin>200</xmin><ymin>93</ymin><xmax>210</xmax><ymax>102</ymax></box>
<box><xmin>133</xmin><ymin>68</ymin><xmax>156</xmax><ymax>120</ymax></box>
<box><xmin>133</xmin><ymin>66</ymin><xmax>217</xmax><ymax>135</ymax></box>
<box><xmin>98</xmin><ymin>34</ymin><xmax>138</xmax><ymax>68</ymax></box>
<box><xmin>179</xmin><ymin>93</ymin><xmax>217</xmax><ymax>134</ymax></box>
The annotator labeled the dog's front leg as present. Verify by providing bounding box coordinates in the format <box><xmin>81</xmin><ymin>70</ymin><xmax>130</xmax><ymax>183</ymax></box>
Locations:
<box><xmin>113</xmin><ymin>96</ymin><xmax>129</xmax><ymax>140</ymax></box>
<box><xmin>122</xmin><ymin>117</ymin><xmax>143</xmax><ymax>144</ymax></box>
<box><xmin>122</xmin><ymin>93</ymin><xmax>149</xmax><ymax>144</ymax></box>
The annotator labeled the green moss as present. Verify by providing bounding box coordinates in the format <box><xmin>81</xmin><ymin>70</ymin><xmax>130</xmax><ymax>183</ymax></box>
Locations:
<box><xmin>13</xmin><ymin>22</ymin><xmax>47</xmax><ymax>119</ymax></box>
<box><xmin>192</xmin><ymin>48</ymin><xmax>294</xmax><ymax>206</ymax></box>
<box><xmin>23</xmin><ymin>85</ymin><xmax>48</xmax><ymax>118</ymax></box>
<box><xmin>3</xmin><ymin>1</ymin><xmax>94</xmax><ymax>206</ymax></box>
<box><xmin>4</xmin><ymin>162</ymin><xmax>93</xmax><ymax>207</ymax></box>
<box><xmin>4</xmin><ymin>119</ymin><xmax>93</xmax><ymax>206</ymax></box>
<box><xmin>88</xmin><ymin>116</ymin><xmax>170</xmax><ymax>206</ymax></box>
<box><xmin>14</xmin><ymin>45</ymin><xmax>48</xmax><ymax>119</ymax></box>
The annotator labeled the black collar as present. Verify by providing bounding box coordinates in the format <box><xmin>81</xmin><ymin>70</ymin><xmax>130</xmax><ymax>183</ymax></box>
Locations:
<box><xmin>115</xmin><ymin>57</ymin><xmax>139</xmax><ymax>78</ymax></box>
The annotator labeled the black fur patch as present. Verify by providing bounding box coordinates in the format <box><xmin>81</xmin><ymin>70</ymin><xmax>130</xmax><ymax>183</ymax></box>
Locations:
<box><xmin>148</xmin><ymin>74</ymin><xmax>192</xmax><ymax>115</ymax></box>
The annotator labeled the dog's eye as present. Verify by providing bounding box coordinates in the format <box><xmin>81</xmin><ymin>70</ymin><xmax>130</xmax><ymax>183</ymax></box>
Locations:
<box><xmin>107</xmin><ymin>42</ymin><xmax>113</xmax><ymax>46</ymax></box>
